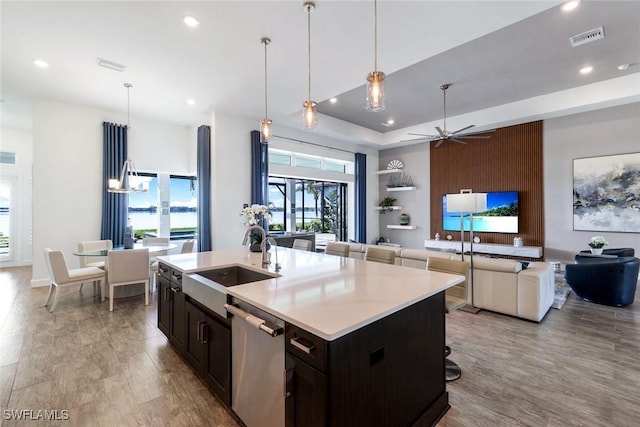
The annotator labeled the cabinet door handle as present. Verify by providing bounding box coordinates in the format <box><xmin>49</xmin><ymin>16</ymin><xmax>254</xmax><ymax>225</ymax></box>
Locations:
<box><xmin>196</xmin><ymin>321</ymin><xmax>202</xmax><ymax>342</ymax></box>
<box><xmin>201</xmin><ymin>323</ymin><xmax>209</xmax><ymax>344</ymax></box>
<box><xmin>284</xmin><ymin>368</ymin><xmax>294</xmax><ymax>399</ymax></box>
<box><xmin>170</xmin><ymin>286</ymin><xmax>180</xmax><ymax>294</ymax></box>
<box><xmin>163</xmin><ymin>287</ymin><xmax>170</xmax><ymax>302</ymax></box>
<box><xmin>290</xmin><ymin>336</ymin><xmax>315</xmax><ymax>354</ymax></box>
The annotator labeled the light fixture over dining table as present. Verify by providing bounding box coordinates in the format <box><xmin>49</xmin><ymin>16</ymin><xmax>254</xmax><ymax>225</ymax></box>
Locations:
<box><xmin>107</xmin><ymin>83</ymin><xmax>148</xmax><ymax>193</ymax></box>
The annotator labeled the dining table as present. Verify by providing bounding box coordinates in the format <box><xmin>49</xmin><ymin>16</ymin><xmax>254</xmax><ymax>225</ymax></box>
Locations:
<box><xmin>73</xmin><ymin>242</ymin><xmax>177</xmax><ymax>299</ymax></box>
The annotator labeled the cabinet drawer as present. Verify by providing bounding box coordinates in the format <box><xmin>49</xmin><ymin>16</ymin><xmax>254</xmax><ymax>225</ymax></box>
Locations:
<box><xmin>171</xmin><ymin>269</ymin><xmax>183</xmax><ymax>286</ymax></box>
<box><xmin>285</xmin><ymin>324</ymin><xmax>327</xmax><ymax>372</ymax></box>
<box><xmin>158</xmin><ymin>262</ymin><xmax>171</xmax><ymax>280</ymax></box>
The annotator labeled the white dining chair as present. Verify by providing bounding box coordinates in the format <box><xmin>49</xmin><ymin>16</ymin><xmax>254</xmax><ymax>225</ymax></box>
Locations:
<box><xmin>43</xmin><ymin>248</ymin><xmax>106</xmax><ymax>312</ymax></box>
<box><xmin>107</xmin><ymin>248</ymin><xmax>150</xmax><ymax>312</ymax></box>
<box><xmin>292</xmin><ymin>239</ymin><xmax>312</xmax><ymax>252</ymax></box>
<box><xmin>78</xmin><ymin>239</ymin><xmax>112</xmax><ymax>269</ymax></box>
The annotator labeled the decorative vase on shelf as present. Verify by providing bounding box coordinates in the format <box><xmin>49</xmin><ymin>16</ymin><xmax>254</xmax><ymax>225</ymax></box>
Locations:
<box><xmin>590</xmin><ymin>247</ymin><xmax>603</xmax><ymax>255</ymax></box>
<box><xmin>398</xmin><ymin>213</ymin><xmax>410</xmax><ymax>226</ymax></box>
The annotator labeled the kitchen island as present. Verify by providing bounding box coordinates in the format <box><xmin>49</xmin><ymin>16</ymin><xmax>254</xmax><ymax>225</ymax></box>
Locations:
<box><xmin>157</xmin><ymin>247</ymin><xmax>463</xmax><ymax>427</ymax></box>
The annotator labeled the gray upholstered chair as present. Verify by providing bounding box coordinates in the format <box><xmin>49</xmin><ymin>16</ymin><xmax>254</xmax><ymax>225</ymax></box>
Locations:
<box><xmin>43</xmin><ymin>248</ymin><xmax>106</xmax><ymax>312</ymax></box>
<box><xmin>365</xmin><ymin>246</ymin><xmax>396</xmax><ymax>265</ymax></box>
<box><xmin>107</xmin><ymin>248</ymin><xmax>150</xmax><ymax>312</ymax></box>
<box><xmin>292</xmin><ymin>239</ymin><xmax>312</xmax><ymax>252</ymax></box>
<box><xmin>325</xmin><ymin>242</ymin><xmax>349</xmax><ymax>257</ymax></box>
<box><xmin>427</xmin><ymin>257</ymin><xmax>469</xmax><ymax>382</ymax></box>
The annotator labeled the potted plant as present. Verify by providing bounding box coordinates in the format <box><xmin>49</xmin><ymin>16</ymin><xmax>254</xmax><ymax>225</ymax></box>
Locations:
<box><xmin>240</xmin><ymin>204</ymin><xmax>272</xmax><ymax>251</ymax></box>
<box><xmin>588</xmin><ymin>235</ymin><xmax>608</xmax><ymax>255</ymax></box>
<box><xmin>378</xmin><ymin>197</ymin><xmax>396</xmax><ymax>214</ymax></box>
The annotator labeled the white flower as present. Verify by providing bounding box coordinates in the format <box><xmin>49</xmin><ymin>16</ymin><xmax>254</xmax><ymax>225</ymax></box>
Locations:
<box><xmin>239</xmin><ymin>204</ymin><xmax>271</xmax><ymax>227</ymax></box>
<box><xmin>588</xmin><ymin>235</ymin><xmax>608</xmax><ymax>249</ymax></box>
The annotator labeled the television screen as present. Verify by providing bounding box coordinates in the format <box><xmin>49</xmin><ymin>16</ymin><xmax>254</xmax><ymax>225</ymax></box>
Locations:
<box><xmin>443</xmin><ymin>191</ymin><xmax>519</xmax><ymax>233</ymax></box>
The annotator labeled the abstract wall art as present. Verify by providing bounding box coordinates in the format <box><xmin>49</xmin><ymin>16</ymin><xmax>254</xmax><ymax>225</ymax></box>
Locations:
<box><xmin>573</xmin><ymin>152</ymin><xmax>640</xmax><ymax>232</ymax></box>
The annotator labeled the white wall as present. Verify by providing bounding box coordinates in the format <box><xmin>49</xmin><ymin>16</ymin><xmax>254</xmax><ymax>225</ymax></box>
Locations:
<box><xmin>0</xmin><ymin>127</ymin><xmax>33</xmax><ymax>267</ymax></box>
<box><xmin>378</xmin><ymin>143</ymin><xmax>430</xmax><ymax>248</ymax></box>
<box><xmin>31</xmin><ymin>99</ymin><xmax>190</xmax><ymax>286</ymax></box>
<box><xmin>544</xmin><ymin>102</ymin><xmax>640</xmax><ymax>261</ymax></box>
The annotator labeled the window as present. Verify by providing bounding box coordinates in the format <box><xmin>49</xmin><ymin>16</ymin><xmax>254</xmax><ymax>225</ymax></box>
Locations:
<box><xmin>295</xmin><ymin>156</ymin><xmax>322</xmax><ymax>170</ymax></box>
<box><xmin>169</xmin><ymin>175</ymin><xmax>197</xmax><ymax>239</ymax></box>
<box><xmin>268</xmin><ymin>176</ymin><xmax>347</xmax><ymax>241</ymax></box>
<box><xmin>127</xmin><ymin>173</ymin><xmax>158</xmax><ymax>239</ymax></box>
<box><xmin>0</xmin><ymin>178</ymin><xmax>14</xmax><ymax>259</ymax></box>
<box><xmin>268</xmin><ymin>152</ymin><xmax>291</xmax><ymax>166</ymax></box>
<box><xmin>0</xmin><ymin>152</ymin><xmax>16</xmax><ymax>165</ymax></box>
<box><xmin>127</xmin><ymin>173</ymin><xmax>198</xmax><ymax>240</ymax></box>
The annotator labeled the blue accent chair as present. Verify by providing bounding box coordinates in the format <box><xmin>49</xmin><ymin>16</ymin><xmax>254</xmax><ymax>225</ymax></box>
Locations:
<box><xmin>565</xmin><ymin>256</ymin><xmax>639</xmax><ymax>306</ymax></box>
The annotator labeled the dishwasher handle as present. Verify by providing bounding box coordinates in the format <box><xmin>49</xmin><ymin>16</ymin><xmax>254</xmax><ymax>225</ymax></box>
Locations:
<box><xmin>224</xmin><ymin>303</ymin><xmax>284</xmax><ymax>337</ymax></box>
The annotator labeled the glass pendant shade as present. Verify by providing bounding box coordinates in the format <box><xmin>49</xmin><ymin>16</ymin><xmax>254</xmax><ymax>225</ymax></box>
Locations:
<box><xmin>260</xmin><ymin>118</ymin><xmax>272</xmax><ymax>142</ymax></box>
<box><xmin>366</xmin><ymin>71</ymin><xmax>386</xmax><ymax>112</ymax></box>
<box><xmin>303</xmin><ymin>100</ymin><xmax>317</xmax><ymax>129</ymax></box>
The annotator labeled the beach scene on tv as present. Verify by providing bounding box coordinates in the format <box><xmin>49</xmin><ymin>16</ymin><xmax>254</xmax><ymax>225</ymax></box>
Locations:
<box><xmin>443</xmin><ymin>191</ymin><xmax>519</xmax><ymax>233</ymax></box>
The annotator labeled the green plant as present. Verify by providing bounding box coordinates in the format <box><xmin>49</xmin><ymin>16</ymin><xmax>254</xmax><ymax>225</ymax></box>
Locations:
<box><xmin>378</xmin><ymin>197</ymin><xmax>396</xmax><ymax>214</ymax></box>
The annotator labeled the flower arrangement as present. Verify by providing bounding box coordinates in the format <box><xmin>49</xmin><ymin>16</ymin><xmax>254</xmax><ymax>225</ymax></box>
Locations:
<box><xmin>588</xmin><ymin>236</ymin><xmax>608</xmax><ymax>249</ymax></box>
<box><xmin>240</xmin><ymin>204</ymin><xmax>271</xmax><ymax>227</ymax></box>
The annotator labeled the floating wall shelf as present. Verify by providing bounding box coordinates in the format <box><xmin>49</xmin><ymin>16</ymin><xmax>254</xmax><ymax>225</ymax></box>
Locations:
<box><xmin>374</xmin><ymin>206</ymin><xmax>402</xmax><ymax>211</ymax></box>
<box><xmin>387</xmin><ymin>186</ymin><xmax>416</xmax><ymax>192</ymax></box>
<box><xmin>387</xmin><ymin>225</ymin><xmax>417</xmax><ymax>230</ymax></box>
<box><xmin>375</xmin><ymin>169</ymin><xmax>402</xmax><ymax>175</ymax></box>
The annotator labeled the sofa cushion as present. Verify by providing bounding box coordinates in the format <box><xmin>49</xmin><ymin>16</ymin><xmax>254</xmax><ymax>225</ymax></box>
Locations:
<box><xmin>400</xmin><ymin>249</ymin><xmax>454</xmax><ymax>269</ymax></box>
<box><xmin>517</xmin><ymin>262</ymin><xmax>554</xmax><ymax>321</ymax></box>
<box><xmin>472</xmin><ymin>257</ymin><xmax>522</xmax><ymax>273</ymax></box>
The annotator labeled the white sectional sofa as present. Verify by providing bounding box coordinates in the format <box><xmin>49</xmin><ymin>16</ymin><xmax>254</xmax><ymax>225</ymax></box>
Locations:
<box><xmin>335</xmin><ymin>242</ymin><xmax>554</xmax><ymax>322</ymax></box>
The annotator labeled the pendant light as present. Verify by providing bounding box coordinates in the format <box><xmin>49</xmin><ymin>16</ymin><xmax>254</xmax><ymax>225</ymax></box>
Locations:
<box><xmin>366</xmin><ymin>0</ymin><xmax>385</xmax><ymax>112</ymax></box>
<box><xmin>260</xmin><ymin>37</ymin><xmax>272</xmax><ymax>143</ymax></box>
<box><xmin>108</xmin><ymin>83</ymin><xmax>148</xmax><ymax>193</ymax></box>
<box><xmin>302</xmin><ymin>2</ymin><xmax>317</xmax><ymax>129</ymax></box>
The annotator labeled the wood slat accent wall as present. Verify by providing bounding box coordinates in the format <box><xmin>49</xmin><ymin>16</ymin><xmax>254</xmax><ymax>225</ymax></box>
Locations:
<box><xmin>430</xmin><ymin>121</ymin><xmax>544</xmax><ymax>249</ymax></box>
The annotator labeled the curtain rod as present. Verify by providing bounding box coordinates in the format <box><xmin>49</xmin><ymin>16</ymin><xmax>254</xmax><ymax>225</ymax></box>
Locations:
<box><xmin>272</xmin><ymin>134</ymin><xmax>356</xmax><ymax>155</ymax></box>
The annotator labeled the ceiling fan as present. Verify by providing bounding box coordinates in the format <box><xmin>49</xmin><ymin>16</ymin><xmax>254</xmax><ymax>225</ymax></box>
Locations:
<box><xmin>401</xmin><ymin>83</ymin><xmax>494</xmax><ymax>148</ymax></box>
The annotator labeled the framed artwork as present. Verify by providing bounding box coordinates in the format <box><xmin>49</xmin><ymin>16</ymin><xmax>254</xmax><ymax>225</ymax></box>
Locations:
<box><xmin>573</xmin><ymin>152</ymin><xmax>640</xmax><ymax>232</ymax></box>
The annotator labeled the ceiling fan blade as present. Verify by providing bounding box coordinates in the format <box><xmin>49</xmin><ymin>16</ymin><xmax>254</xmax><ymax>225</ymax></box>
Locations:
<box><xmin>451</xmin><ymin>124</ymin><xmax>475</xmax><ymax>135</ymax></box>
<box><xmin>434</xmin><ymin>140</ymin><xmax>445</xmax><ymax>148</ymax></box>
<box><xmin>435</xmin><ymin>126</ymin><xmax>445</xmax><ymax>137</ymax></box>
<box><xmin>450</xmin><ymin>138</ymin><xmax>468</xmax><ymax>145</ymax></box>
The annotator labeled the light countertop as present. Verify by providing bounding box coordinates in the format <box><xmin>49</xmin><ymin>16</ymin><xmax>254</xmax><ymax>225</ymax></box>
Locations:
<box><xmin>158</xmin><ymin>247</ymin><xmax>463</xmax><ymax>341</ymax></box>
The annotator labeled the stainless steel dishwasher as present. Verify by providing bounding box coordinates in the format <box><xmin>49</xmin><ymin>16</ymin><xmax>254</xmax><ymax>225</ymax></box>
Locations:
<box><xmin>225</xmin><ymin>298</ymin><xmax>285</xmax><ymax>427</ymax></box>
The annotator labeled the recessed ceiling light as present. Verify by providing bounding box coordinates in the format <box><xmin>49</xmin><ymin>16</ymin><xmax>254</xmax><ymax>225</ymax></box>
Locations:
<box><xmin>617</xmin><ymin>63</ymin><xmax>630</xmax><ymax>71</ymax></box>
<box><xmin>329</xmin><ymin>97</ymin><xmax>337</xmax><ymax>104</ymax></box>
<box><xmin>561</xmin><ymin>0</ymin><xmax>580</xmax><ymax>12</ymax></box>
<box><xmin>387</xmin><ymin>119</ymin><xmax>395</xmax><ymax>125</ymax></box>
<box><xmin>187</xmin><ymin>99</ymin><xmax>196</xmax><ymax>106</ymax></box>
<box><xmin>579</xmin><ymin>66</ymin><xmax>593</xmax><ymax>74</ymax></box>
<box><xmin>33</xmin><ymin>59</ymin><xmax>49</xmax><ymax>68</ymax></box>
<box><xmin>184</xmin><ymin>16</ymin><xmax>199</xmax><ymax>27</ymax></box>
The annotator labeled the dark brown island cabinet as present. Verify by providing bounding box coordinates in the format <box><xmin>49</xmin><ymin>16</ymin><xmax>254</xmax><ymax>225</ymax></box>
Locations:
<box><xmin>157</xmin><ymin>262</ymin><xmax>449</xmax><ymax>426</ymax></box>
<box><xmin>157</xmin><ymin>263</ymin><xmax>231</xmax><ymax>406</ymax></box>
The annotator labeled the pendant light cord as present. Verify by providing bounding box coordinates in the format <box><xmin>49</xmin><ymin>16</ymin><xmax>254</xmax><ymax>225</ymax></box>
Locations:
<box><xmin>264</xmin><ymin>40</ymin><xmax>269</xmax><ymax>118</ymax></box>
<box><xmin>307</xmin><ymin>4</ymin><xmax>312</xmax><ymax>101</ymax></box>
<box><xmin>374</xmin><ymin>0</ymin><xmax>378</xmax><ymax>72</ymax></box>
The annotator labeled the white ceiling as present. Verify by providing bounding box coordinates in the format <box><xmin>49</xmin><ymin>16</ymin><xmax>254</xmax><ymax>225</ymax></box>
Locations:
<box><xmin>1</xmin><ymin>1</ymin><xmax>639</xmax><ymax>148</ymax></box>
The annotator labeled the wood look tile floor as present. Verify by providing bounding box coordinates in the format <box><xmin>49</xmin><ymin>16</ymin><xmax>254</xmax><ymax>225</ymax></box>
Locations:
<box><xmin>1</xmin><ymin>266</ymin><xmax>639</xmax><ymax>426</ymax></box>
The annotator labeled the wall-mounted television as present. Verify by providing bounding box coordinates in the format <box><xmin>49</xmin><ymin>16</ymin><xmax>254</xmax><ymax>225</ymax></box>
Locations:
<box><xmin>442</xmin><ymin>191</ymin><xmax>519</xmax><ymax>233</ymax></box>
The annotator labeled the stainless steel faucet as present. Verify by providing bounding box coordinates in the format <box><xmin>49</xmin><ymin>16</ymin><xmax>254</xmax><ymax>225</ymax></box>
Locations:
<box><xmin>265</xmin><ymin>236</ymin><xmax>281</xmax><ymax>272</ymax></box>
<box><xmin>241</xmin><ymin>225</ymin><xmax>270</xmax><ymax>268</ymax></box>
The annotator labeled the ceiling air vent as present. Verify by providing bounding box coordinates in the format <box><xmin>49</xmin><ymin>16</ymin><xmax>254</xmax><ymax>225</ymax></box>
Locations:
<box><xmin>570</xmin><ymin>26</ymin><xmax>605</xmax><ymax>47</ymax></box>
<box><xmin>96</xmin><ymin>57</ymin><xmax>126</xmax><ymax>72</ymax></box>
